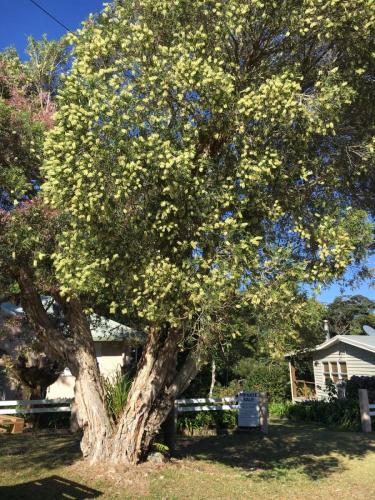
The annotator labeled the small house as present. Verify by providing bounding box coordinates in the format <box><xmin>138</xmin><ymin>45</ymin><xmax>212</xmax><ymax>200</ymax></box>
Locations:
<box><xmin>286</xmin><ymin>335</ymin><xmax>375</xmax><ymax>401</ymax></box>
<box><xmin>46</xmin><ymin>314</ymin><xmax>145</xmax><ymax>399</ymax></box>
<box><xmin>0</xmin><ymin>301</ymin><xmax>144</xmax><ymax>400</ymax></box>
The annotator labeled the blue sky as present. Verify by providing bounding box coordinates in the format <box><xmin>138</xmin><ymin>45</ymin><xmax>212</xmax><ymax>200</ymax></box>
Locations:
<box><xmin>1</xmin><ymin>0</ymin><xmax>374</xmax><ymax>305</ymax></box>
<box><xmin>0</xmin><ymin>1</ymin><xmax>105</xmax><ymax>55</ymax></box>
<box><xmin>314</xmin><ymin>254</ymin><xmax>375</xmax><ymax>304</ymax></box>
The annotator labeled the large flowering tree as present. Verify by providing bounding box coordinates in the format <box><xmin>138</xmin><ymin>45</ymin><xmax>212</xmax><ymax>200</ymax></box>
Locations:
<box><xmin>42</xmin><ymin>0</ymin><xmax>375</xmax><ymax>463</ymax></box>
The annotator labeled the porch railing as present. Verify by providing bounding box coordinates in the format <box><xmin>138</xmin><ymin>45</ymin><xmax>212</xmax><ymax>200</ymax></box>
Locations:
<box><xmin>295</xmin><ymin>380</ymin><xmax>316</xmax><ymax>399</ymax></box>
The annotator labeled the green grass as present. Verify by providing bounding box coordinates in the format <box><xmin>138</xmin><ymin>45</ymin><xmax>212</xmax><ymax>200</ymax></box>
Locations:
<box><xmin>1</xmin><ymin>419</ymin><xmax>375</xmax><ymax>499</ymax></box>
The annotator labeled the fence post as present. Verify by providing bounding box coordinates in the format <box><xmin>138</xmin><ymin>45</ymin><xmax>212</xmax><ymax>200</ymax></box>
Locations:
<box><xmin>359</xmin><ymin>389</ymin><xmax>372</xmax><ymax>433</ymax></box>
<box><xmin>259</xmin><ymin>392</ymin><xmax>268</xmax><ymax>435</ymax></box>
<box><xmin>162</xmin><ymin>403</ymin><xmax>177</xmax><ymax>454</ymax></box>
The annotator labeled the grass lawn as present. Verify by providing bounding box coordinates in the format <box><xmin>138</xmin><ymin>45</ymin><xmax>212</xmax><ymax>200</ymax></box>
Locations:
<box><xmin>1</xmin><ymin>419</ymin><xmax>375</xmax><ymax>499</ymax></box>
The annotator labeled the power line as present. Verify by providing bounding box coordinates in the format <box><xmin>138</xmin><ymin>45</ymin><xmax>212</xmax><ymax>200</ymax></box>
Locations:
<box><xmin>28</xmin><ymin>0</ymin><xmax>73</xmax><ymax>34</ymax></box>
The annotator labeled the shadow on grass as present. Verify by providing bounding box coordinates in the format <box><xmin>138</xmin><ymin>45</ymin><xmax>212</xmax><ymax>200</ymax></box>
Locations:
<box><xmin>0</xmin><ymin>433</ymin><xmax>81</xmax><ymax>471</ymax></box>
<box><xmin>175</xmin><ymin>419</ymin><xmax>375</xmax><ymax>481</ymax></box>
<box><xmin>0</xmin><ymin>475</ymin><xmax>101</xmax><ymax>500</ymax></box>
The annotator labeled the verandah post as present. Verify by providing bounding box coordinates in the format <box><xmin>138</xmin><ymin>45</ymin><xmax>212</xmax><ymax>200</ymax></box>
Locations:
<box><xmin>359</xmin><ymin>388</ymin><xmax>372</xmax><ymax>433</ymax></box>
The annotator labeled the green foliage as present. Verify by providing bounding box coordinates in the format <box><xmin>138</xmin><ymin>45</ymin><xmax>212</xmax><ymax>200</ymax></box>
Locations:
<box><xmin>0</xmin><ymin>95</ymin><xmax>45</xmax><ymax>205</ymax></box>
<box><xmin>0</xmin><ymin>35</ymin><xmax>68</xmax><ymax>207</ymax></box>
<box><xmin>234</xmin><ymin>358</ymin><xmax>290</xmax><ymax>402</ymax></box>
<box><xmin>269</xmin><ymin>401</ymin><xmax>294</xmax><ymax>418</ymax></box>
<box><xmin>152</xmin><ymin>442</ymin><xmax>169</xmax><ymax>453</ymax></box>
<box><xmin>324</xmin><ymin>379</ymin><xmax>339</xmax><ymax>401</ymax></box>
<box><xmin>25</xmin><ymin>34</ymin><xmax>69</xmax><ymax>96</ymax></box>
<box><xmin>326</xmin><ymin>295</ymin><xmax>375</xmax><ymax>336</ymax></box>
<box><xmin>177</xmin><ymin>410</ymin><xmax>237</xmax><ymax>434</ymax></box>
<box><xmin>286</xmin><ymin>400</ymin><xmax>361</xmax><ymax>431</ymax></box>
<box><xmin>346</xmin><ymin>376</ymin><xmax>375</xmax><ymax>401</ymax></box>
<box><xmin>103</xmin><ymin>371</ymin><xmax>132</xmax><ymax>421</ymax></box>
<box><xmin>0</xmin><ymin>35</ymin><xmax>69</xmax><ymax>297</ymax></box>
<box><xmin>43</xmin><ymin>0</ymin><xmax>374</xmax><ymax>360</ymax></box>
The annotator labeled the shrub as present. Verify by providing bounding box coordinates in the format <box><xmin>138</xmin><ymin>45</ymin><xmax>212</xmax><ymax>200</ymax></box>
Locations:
<box><xmin>269</xmin><ymin>401</ymin><xmax>294</xmax><ymax>418</ymax></box>
<box><xmin>286</xmin><ymin>399</ymin><xmax>361</xmax><ymax>431</ymax></box>
<box><xmin>33</xmin><ymin>412</ymin><xmax>70</xmax><ymax>429</ymax></box>
<box><xmin>177</xmin><ymin>410</ymin><xmax>237</xmax><ymax>434</ymax></box>
<box><xmin>234</xmin><ymin>358</ymin><xmax>290</xmax><ymax>402</ymax></box>
<box><xmin>346</xmin><ymin>376</ymin><xmax>375</xmax><ymax>401</ymax></box>
<box><xmin>103</xmin><ymin>371</ymin><xmax>132</xmax><ymax>422</ymax></box>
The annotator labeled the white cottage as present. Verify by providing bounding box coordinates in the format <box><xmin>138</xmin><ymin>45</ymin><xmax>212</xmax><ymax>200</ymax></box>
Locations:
<box><xmin>286</xmin><ymin>335</ymin><xmax>375</xmax><ymax>401</ymax></box>
<box><xmin>46</xmin><ymin>315</ymin><xmax>145</xmax><ymax>399</ymax></box>
<box><xmin>0</xmin><ymin>300</ymin><xmax>145</xmax><ymax>400</ymax></box>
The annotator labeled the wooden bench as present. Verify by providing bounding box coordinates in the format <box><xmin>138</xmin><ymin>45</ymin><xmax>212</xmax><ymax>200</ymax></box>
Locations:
<box><xmin>0</xmin><ymin>415</ymin><xmax>25</xmax><ymax>434</ymax></box>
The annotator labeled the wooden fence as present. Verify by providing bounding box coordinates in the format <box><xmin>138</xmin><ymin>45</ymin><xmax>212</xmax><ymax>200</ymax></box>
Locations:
<box><xmin>175</xmin><ymin>396</ymin><xmax>239</xmax><ymax>413</ymax></box>
<box><xmin>0</xmin><ymin>399</ymin><xmax>72</xmax><ymax>415</ymax></box>
<box><xmin>0</xmin><ymin>394</ymin><xmax>268</xmax><ymax>439</ymax></box>
<box><xmin>175</xmin><ymin>393</ymin><xmax>268</xmax><ymax>433</ymax></box>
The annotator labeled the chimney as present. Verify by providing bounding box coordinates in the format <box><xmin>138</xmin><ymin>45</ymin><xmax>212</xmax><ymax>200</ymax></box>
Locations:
<box><xmin>323</xmin><ymin>319</ymin><xmax>330</xmax><ymax>341</ymax></box>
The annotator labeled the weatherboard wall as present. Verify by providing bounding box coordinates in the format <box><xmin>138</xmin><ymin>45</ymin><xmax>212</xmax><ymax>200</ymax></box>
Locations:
<box><xmin>344</xmin><ymin>344</ymin><xmax>375</xmax><ymax>378</ymax></box>
<box><xmin>46</xmin><ymin>342</ymin><xmax>126</xmax><ymax>399</ymax></box>
<box><xmin>313</xmin><ymin>341</ymin><xmax>375</xmax><ymax>400</ymax></box>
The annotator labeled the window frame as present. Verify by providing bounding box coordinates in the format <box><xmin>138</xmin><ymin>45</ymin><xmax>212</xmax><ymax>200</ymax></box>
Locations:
<box><xmin>322</xmin><ymin>359</ymin><xmax>348</xmax><ymax>384</ymax></box>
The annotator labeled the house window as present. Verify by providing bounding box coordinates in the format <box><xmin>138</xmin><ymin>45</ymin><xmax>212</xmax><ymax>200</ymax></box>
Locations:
<box><xmin>339</xmin><ymin>362</ymin><xmax>348</xmax><ymax>381</ymax></box>
<box><xmin>322</xmin><ymin>362</ymin><xmax>330</xmax><ymax>384</ymax></box>
<box><xmin>322</xmin><ymin>360</ymin><xmax>348</xmax><ymax>384</ymax></box>
<box><xmin>330</xmin><ymin>362</ymin><xmax>339</xmax><ymax>383</ymax></box>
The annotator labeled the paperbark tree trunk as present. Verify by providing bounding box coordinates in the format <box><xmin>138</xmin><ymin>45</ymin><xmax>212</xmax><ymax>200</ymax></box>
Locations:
<box><xmin>18</xmin><ymin>267</ymin><xmax>113</xmax><ymax>462</ymax></box>
<box><xmin>111</xmin><ymin>327</ymin><xmax>201</xmax><ymax>463</ymax></box>
<box><xmin>17</xmin><ymin>266</ymin><xmax>204</xmax><ymax>465</ymax></box>
<box><xmin>209</xmin><ymin>358</ymin><xmax>216</xmax><ymax>398</ymax></box>
<box><xmin>69</xmin><ymin>347</ymin><xmax>114</xmax><ymax>461</ymax></box>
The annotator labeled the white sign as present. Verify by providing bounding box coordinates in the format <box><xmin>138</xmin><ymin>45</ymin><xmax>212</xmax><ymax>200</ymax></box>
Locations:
<box><xmin>238</xmin><ymin>391</ymin><xmax>259</xmax><ymax>427</ymax></box>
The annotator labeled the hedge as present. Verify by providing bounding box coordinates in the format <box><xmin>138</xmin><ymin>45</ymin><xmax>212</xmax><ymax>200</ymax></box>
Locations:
<box><xmin>284</xmin><ymin>399</ymin><xmax>362</xmax><ymax>430</ymax></box>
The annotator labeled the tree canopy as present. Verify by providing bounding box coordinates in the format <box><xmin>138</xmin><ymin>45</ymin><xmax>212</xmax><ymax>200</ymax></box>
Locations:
<box><xmin>1</xmin><ymin>0</ymin><xmax>374</xmax><ymax>463</ymax></box>
<box><xmin>43</xmin><ymin>0</ymin><xmax>373</xmax><ymax>355</ymax></box>
<box><xmin>0</xmin><ymin>37</ymin><xmax>69</xmax><ymax>398</ymax></box>
<box><xmin>326</xmin><ymin>294</ymin><xmax>375</xmax><ymax>336</ymax></box>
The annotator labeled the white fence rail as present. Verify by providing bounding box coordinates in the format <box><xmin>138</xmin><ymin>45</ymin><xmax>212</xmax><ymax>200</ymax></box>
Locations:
<box><xmin>0</xmin><ymin>399</ymin><xmax>72</xmax><ymax>415</ymax></box>
<box><xmin>175</xmin><ymin>393</ymin><xmax>268</xmax><ymax>434</ymax></box>
<box><xmin>176</xmin><ymin>397</ymin><xmax>238</xmax><ymax>413</ymax></box>
<box><xmin>1</xmin><ymin>397</ymin><xmax>239</xmax><ymax>416</ymax></box>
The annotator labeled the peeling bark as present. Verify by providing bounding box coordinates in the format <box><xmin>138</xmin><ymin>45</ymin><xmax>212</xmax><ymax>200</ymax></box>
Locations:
<box><xmin>17</xmin><ymin>267</ymin><xmax>204</xmax><ymax>465</ymax></box>
<box><xmin>18</xmin><ymin>267</ymin><xmax>113</xmax><ymax>462</ymax></box>
<box><xmin>209</xmin><ymin>359</ymin><xmax>216</xmax><ymax>398</ymax></box>
<box><xmin>71</xmin><ymin>347</ymin><xmax>113</xmax><ymax>461</ymax></box>
<box><xmin>112</xmin><ymin>328</ymin><xmax>202</xmax><ymax>464</ymax></box>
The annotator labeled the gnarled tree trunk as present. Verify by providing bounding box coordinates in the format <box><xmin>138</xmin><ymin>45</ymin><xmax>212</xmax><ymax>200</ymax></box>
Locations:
<box><xmin>112</xmin><ymin>327</ymin><xmax>201</xmax><ymax>464</ymax></box>
<box><xmin>18</xmin><ymin>267</ymin><xmax>113</xmax><ymax>462</ymax></box>
<box><xmin>17</xmin><ymin>267</ymin><xmax>203</xmax><ymax>465</ymax></box>
<box><xmin>70</xmin><ymin>347</ymin><xmax>114</xmax><ymax>461</ymax></box>
<box><xmin>60</xmin><ymin>297</ymin><xmax>114</xmax><ymax>461</ymax></box>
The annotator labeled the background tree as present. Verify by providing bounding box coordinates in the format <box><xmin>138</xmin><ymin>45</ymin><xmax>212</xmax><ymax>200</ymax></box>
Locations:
<box><xmin>0</xmin><ymin>315</ymin><xmax>62</xmax><ymax>399</ymax></box>
<box><xmin>41</xmin><ymin>0</ymin><xmax>374</xmax><ymax>464</ymax></box>
<box><xmin>188</xmin><ymin>296</ymin><xmax>325</xmax><ymax>397</ymax></box>
<box><xmin>0</xmin><ymin>37</ymin><xmax>69</xmax><ymax>399</ymax></box>
<box><xmin>326</xmin><ymin>295</ymin><xmax>375</xmax><ymax>336</ymax></box>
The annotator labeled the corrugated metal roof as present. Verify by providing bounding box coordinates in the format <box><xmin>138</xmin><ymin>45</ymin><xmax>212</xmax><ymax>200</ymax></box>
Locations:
<box><xmin>88</xmin><ymin>314</ymin><xmax>145</xmax><ymax>343</ymax></box>
<box><xmin>0</xmin><ymin>300</ymin><xmax>145</xmax><ymax>344</ymax></box>
<box><xmin>285</xmin><ymin>335</ymin><xmax>375</xmax><ymax>358</ymax></box>
<box><xmin>314</xmin><ymin>335</ymin><xmax>375</xmax><ymax>354</ymax></box>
